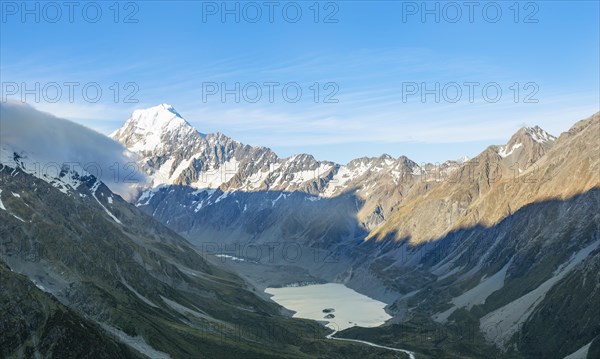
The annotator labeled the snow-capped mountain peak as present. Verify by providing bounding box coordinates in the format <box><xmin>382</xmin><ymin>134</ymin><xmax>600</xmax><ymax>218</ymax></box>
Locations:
<box><xmin>503</xmin><ymin>125</ymin><xmax>556</xmax><ymax>148</ymax></box>
<box><xmin>123</xmin><ymin>104</ymin><xmax>192</xmax><ymax>135</ymax></box>
<box><xmin>495</xmin><ymin>124</ymin><xmax>556</xmax><ymax>168</ymax></box>
<box><xmin>523</xmin><ymin>125</ymin><xmax>556</xmax><ymax>144</ymax></box>
<box><xmin>111</xmin><ymin>104</ymin><xmax>203</xmax><ymax>153</ymax></box>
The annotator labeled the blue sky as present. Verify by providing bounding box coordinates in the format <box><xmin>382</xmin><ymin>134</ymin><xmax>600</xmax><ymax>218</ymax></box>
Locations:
<box><xmin>1</xmin><ymin>1</ymin><xmax>598</xmax><ymax>164</ymax></box>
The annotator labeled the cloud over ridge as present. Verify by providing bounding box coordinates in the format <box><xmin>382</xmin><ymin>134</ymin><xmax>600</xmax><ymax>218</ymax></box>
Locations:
<box><xmin>0</xmin><ymin>102</ymin><xmax>147</xmax><ymax>200</ymax></box>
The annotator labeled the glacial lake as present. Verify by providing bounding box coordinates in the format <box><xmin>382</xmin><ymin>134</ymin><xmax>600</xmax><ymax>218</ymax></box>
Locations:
<box><xmin>265</xmin><ymin>283</ymin><xmax>392</xmax><ymax>331</ymax></box>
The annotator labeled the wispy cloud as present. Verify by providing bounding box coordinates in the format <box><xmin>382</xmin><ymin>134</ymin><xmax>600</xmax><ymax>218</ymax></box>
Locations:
<box><xmin>0</xmin><ymin>102</ymin><xmax>147</xmax><ymax>200</ymax></box>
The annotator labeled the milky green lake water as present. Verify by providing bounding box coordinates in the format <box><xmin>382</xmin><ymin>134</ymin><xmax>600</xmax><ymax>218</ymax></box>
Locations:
<box><xmin>265</xmin><ymin>283</ymin><xmax>392</xmax><ymax>331</ymax></box>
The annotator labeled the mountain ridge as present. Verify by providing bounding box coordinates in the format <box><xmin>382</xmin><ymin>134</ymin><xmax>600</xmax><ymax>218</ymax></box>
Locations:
<box><xmin>112</xmin><ymin>104</ymin><xmax>558</xmax><ymax>174</ymax></box>
<box><xmin>111</xmin><ymin>104</ymin><xmax>561</xmax><ymax>202</ymax></box>
<box><xmin>111</xmin><ymin>105</ymin><xmax>593</xmax><ymax>248</ymax></box>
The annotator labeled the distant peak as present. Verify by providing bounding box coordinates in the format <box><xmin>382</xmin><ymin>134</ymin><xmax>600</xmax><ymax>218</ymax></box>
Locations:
<box><xmin>289</xmin><ymin>153</ymin><xmax>316</xmax><ymax>162</ymax></box>
<box><xmin>125</xmin><ymin>104</ymin><xmax>192</xmax><ymax>133</ymax></box>
<box><xmin>110</xmin><ymin>104</ymin><xmax>206</xmax><ymax>153</ymax></box>
<box><xmin>133</xmin><ymin>104</ymin><xmax>182</xmax><ymax>119</ymax></box>
<box><xmin>496</xmin><ymin>124</ymin><xmax>556</xmax><ymax>158</ymax></box>
<box><xmin>518</xmin><ymin>125</ymin><xmax>556</xmax><ymax>144</ymax></box>
<box><xmin>159</xmin><ymin>103</ymin><xmax>183</xmax><ymax>117</ymax></box>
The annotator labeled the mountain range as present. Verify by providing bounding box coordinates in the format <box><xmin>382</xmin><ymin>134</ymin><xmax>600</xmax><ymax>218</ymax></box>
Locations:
<box><xmin>1</xmin><ymin>102</ymin><xmax>598</xmax><ymax>358</ymax></box>
<box><xmin>111</xmin><ymin>104</ymin><xmax>600</xmax><ymax>358</ymax></box>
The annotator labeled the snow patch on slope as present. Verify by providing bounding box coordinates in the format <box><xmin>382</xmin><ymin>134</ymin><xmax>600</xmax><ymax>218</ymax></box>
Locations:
<box><xmin>1</xmin><ymin>145</ymin><xmax>85</xmax><ymax>195</ymax></box>
<box><xmin>91</xmin><ymin>181</ymin><xmax>122</xmax><ymax>224</ymax></box>
<box><xmin>0</xmin><ymin>189</ymin><xmax>5</xmax><ymax>210</ymax></box>
<box><xmin>498</xmin><ymin>143</ymin><xmax>523</xmax><ymax>158</ymax></box>
<box><xmin>526</xmin><ymin>126</ymin><xmax>556</xmax><ymax>144</ymax></box>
